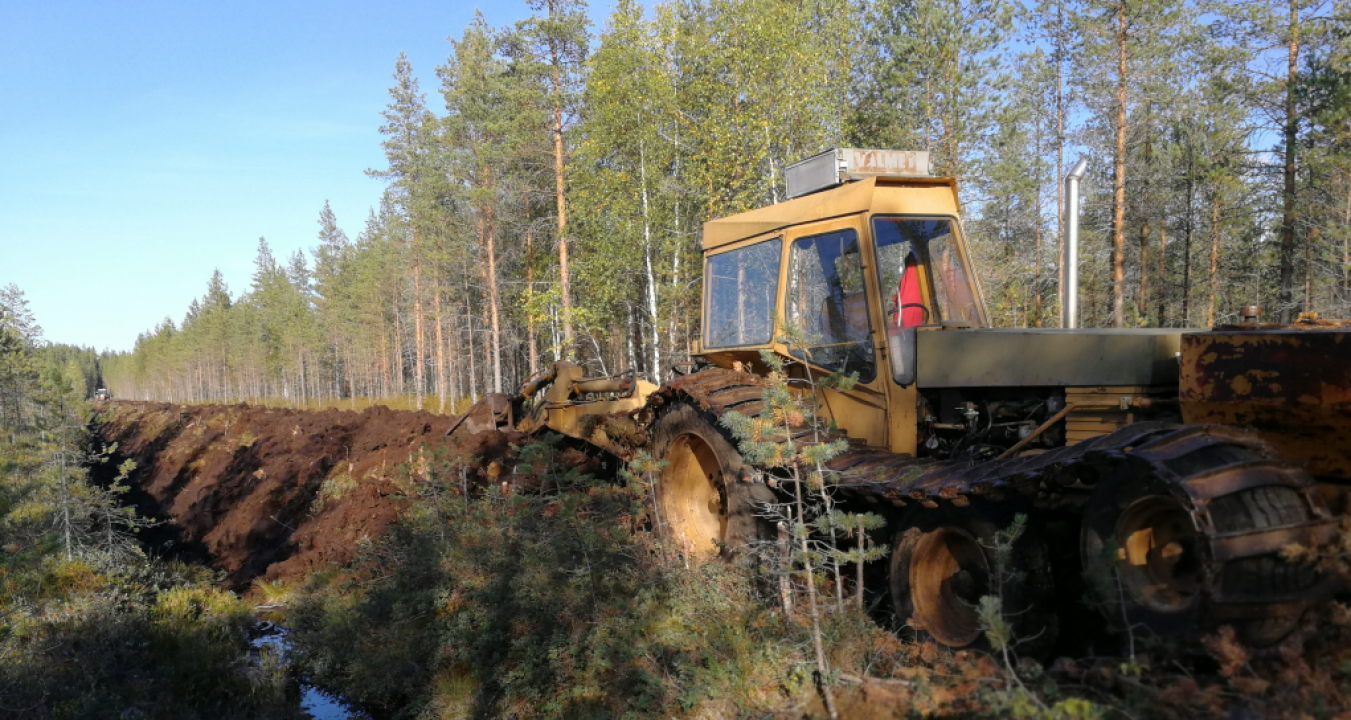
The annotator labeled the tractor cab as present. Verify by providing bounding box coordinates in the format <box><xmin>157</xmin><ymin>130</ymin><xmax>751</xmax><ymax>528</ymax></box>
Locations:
<box><xmin>698</xmin><ymin>149</ymin><xmax>988</xmax><ymax>453</ymax></box>
<box><xmin>699</xmin><ymin>148</ymin><xmax>1190</xmax><ymax>460</ymax></box>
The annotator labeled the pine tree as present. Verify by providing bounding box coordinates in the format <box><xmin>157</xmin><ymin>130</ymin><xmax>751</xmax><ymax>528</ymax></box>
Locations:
<box><xmin>1074</xmin><ymin>0</ymin><xmax>1185</xmax><ymax>327</ymax></box>
<box><xmin>1302</xmin><ymin>5</ymin><xmax>1351</xmax><ymax>315</ymax></box>
<box><xmin>1221</xmin><ymin>0</ymin><xmax>1336</xmax><ymax>320</ymax></box>
<box><xmin>863</xmin><ymin>0</ymin><xmax>1015</xmax><ymax>180</ymax></box>
<box><xmin>511</xmin><ymin>0</ymin><xmax>591</xmax><ymax>358</ymax></box>
<box><xmin>369</xmin><ymin>53</ymin><xmax>436</xmax><ymax>408</ymax></box>
<box><xmin>441</xmin><ymin>14</ymin><xmax>516</xmax><ymax>394</ymax></box>
<box><xmin>0</xmin><ymin>284</ymin><xmax>42</xmax><ymax>431</ymax></box>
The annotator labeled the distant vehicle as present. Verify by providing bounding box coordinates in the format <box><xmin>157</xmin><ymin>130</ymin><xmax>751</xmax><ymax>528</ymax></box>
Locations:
<box><xmin>94</xmin><ymin>388</ymin><xmax>110</xmax><ymax>402</ymax></box>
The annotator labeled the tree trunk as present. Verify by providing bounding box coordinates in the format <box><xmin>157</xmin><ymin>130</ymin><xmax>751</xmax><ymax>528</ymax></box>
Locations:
<box><xmin>1035</xmin><ymin>217</ymin><xmax>1043</xmax><ymax>327</ymax></box>
<box><xmin>379</xmin><ymin>324</ymin><xmax>390</xmax><ymax>398</ymax></box>
<box><xmin>447</xmin><ymin>303</ymin><xmax>460</xmax><ymax>412</ymax></box>
<box><xmin>640</xmin><ymin>139</ymin><xmax>662</xmax><ymax>379</ymax></box>
<box><xmin>794</xmin><ymin>470</ymin><xmax>838</xmax><ymax>720</ymax></box>
<box><xmin>1055</xmin><ymin>0</ymin><xmax>1066</xmax><ymax>318</ymax></box>
<box><xmin>550</xmin><ymin>22</ymin><xmax>575</xmax><ymax>357</ymax></box>
<box><xmin>392</xmin><ymin>294</ymin><xmax>405</xmax><ymax>397</ymax></box>
<box><xmin>481</xmin><ymin>292</ymin><xmax>492</xmax><ymax>395</ymax></box>
<box><xmin>672</xmin><ymin>123</ymin><xmax>685</xmax><ymax>360</ymax></box>
<box><xmin>465</xmin><ymin>276</ymin><xmax>478</xmax><ymax>402</ymax></box>
<box><xmin>413</xmin><ymin>246</ymin><xmax>425</xmax><ymax>410</ymax></box>
<box><xmin>1112</xmin><ymin>2</ymin><xmax>1128</xmax><ymax>328</ymax></box>
<box><xmin>1209</xmin><ymin>188</ymin><xmax>1220</xmax><ymax>327</ymax></box>
<box><xmin>1278</xmin><ymin>0</ymin><xmax>1300</xmax><ymax>322</ymax></box>
<box><xmin>1139</xmin><ymin>123</ymin><xmax>1152</xmax><ymax>318</ymax></box>
<box><xmin>484</xmin><ymin>209</ymin><xmax>503</xmax><ymax>394</ymax></box>
<box><xmin>1306</xmin><ymin>228</ymin><xmax>1316</xmax><ymax>313</ymax></box>
<box><xmin>1158</xmin><ymin>222</ymin><xmax>1168</xmax><ymax>326</ymax></box>
<box><xmin>627</xmin><ymin>303</ymin><xmax>639</xmax><ymax>377</ymax></box>
<box><xmin>435</xmin><ymin>288</ymin><xmax>447</xmax><ymax>413</ymax></box>
<box><xmin>1184</xmin><ymin>168</ymin><xmax>1195</xmax><ymax>325</ymax></box>
<box><xmin>346</xmin><ymin>348</ymin><xmax>357</xmax><ymax>409</ymax></box>
<box><xmin>527</xmin><ymin>228</ymin><xmax>539</xmax><ymax>375</ymax></box>
<box><xmin>856</xmin><ymin>524</ymin><xmax>866</xmax><ymax>608</ymax></box>
<box><xmin>1034</xmin><ymin>131</ymin><xmax>1044</xmax><ymax>327</ymax></box>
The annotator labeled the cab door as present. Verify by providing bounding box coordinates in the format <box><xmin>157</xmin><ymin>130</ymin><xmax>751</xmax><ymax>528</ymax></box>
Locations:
<box><xmin>778</xmin><ymin>215</ymin><xmax>890</xmax><ymax>447</ymax></box>
<box><xmin>869</xmin><ymin>214</ymin><xmax>989</xmax><ymax>456</ymax></box>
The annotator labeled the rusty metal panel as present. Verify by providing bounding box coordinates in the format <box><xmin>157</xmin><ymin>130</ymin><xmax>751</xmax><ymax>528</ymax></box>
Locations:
<box><xmin>704</xmin><ymin>386</ymin><xmax>766</xmax><ymax>412</ymax></box>
<box><xmin>916</xmin><ymin>328</ymin><xmax>1184</xmax><ymax>388</ymax></box>
<box><xmin>1181</xmin><ymin>328</ymin><xmax>1351</xmax><ymax>480</ymax></box>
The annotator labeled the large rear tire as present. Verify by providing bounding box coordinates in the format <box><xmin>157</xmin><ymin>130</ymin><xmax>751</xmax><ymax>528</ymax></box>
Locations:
<box><xmin>648</xmin><ymin>402</ymin><xmax>777</xmax><ymax>560</ymax></box>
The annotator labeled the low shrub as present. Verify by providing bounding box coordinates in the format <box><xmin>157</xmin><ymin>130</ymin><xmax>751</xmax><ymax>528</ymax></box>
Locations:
<box><xmin>0</xmin><ymin>556</ymin><xmax>300</xmax><ymax>719</ymax></box>
<box><xmin>288</xmin><ymin>440</ymin><xmax>819</xmax><ymax>718</ymax></box>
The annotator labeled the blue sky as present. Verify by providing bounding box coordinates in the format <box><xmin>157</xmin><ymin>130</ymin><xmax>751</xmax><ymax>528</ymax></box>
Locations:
<box><xmin>0</xmin><ymin>0</ymin><xmax>616</xmax><ymax>352</ymax></box>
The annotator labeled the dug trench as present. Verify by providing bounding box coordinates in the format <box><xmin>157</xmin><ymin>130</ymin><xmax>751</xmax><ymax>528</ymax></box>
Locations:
<box><xmin>90</xmin><ymin>401</ymin><xmax>525</xmax><ymax>588</ymax></box>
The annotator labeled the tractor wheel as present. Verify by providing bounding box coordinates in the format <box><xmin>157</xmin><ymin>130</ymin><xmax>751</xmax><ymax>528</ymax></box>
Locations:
<box><xmin>648</xmin><ymin>402</ymin><xmax>776</xmax><ymax>560</ymax></box>
<box><xmin>890</xmin><ymin>500</ymin><xmax>1057</xmax><ymax>656</ymax></box>
<box><xmin>1080</xmin><ymin>434</ymin><xmax>1334</xmax><ymax>649</ymax></box>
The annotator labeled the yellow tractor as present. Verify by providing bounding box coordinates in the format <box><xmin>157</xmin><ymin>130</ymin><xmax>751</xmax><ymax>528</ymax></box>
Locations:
<box><xmin>462</xmin><ymin>149</ymin><xmax>1347</xmax><ymax>654</ymax></box>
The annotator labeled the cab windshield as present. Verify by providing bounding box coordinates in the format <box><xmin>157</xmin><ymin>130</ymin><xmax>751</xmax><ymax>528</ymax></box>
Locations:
<box><xmin>872</xmin><ymin>217</ymin><xmax>984</xmax><ymax>331</ymax></box>
<box><xmin>705</xmin><ymin>237</ymin><xmax>782</xmax><ymax>348</ymax></box>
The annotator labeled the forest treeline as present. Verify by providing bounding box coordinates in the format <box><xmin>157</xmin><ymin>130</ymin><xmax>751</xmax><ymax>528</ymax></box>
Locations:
<box><xmin>101</xmin><ymin>0</ymin><xmax>1351</xmax><ymax>411</ymax></box>
<box><xmin>0</xmin><ymin>286</ymin><xmax>304</xmax><ymax>717</ymax></box>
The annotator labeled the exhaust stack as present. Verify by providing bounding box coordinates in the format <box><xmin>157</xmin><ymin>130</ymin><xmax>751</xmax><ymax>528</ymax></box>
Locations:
<box><xmin>1062</xmin><ymin>158</ymin><xmax>1089</xmax><ymax>329</ymax></box>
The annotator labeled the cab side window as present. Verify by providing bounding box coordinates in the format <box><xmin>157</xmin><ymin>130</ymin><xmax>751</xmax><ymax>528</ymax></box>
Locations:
<box><xmin>785</xmin><ymin>228</ymin><xmax>876</xmax><ymax>382</ymax></box>
<box><xmin>705</xmin><ymin>237</ymin><xmax>782</xmax><ymax>347</ymax></box>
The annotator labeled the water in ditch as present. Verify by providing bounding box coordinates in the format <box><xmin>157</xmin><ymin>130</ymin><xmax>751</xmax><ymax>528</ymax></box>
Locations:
<box><xmin>250</xmin><ymin>621</ymin><xmax>366</xmax><ymax>720</ymax></box>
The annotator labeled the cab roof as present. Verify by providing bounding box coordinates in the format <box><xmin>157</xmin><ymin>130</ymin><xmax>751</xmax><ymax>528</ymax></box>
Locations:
<box><xmin>701</xmin><ymin>176</ymin><xmax>962</xmax><ymax>251</ymax></box>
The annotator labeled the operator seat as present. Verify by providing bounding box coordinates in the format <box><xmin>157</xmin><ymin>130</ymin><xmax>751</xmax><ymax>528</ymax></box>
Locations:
<box><xmin>817</xmin><ymin>291</ymin><xmax>869</xmax><ymax>347</ymax></box>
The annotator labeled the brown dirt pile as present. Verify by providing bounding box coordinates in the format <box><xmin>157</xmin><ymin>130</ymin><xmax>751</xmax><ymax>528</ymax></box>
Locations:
<box><xmin>95</xmin><ymin>401</ymin><xmax>525</xmax><ymax>587</ymax></box>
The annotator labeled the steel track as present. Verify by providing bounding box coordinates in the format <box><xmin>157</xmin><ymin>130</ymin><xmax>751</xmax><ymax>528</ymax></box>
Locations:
<box><xmin>642</xmin><ymin>367</ymin><xmax>1341</xmax><ymax>636</ymax></box>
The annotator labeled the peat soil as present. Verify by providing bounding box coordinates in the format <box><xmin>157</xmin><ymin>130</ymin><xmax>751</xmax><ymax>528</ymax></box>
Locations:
<box><xmin>92</xmin><ymin>401</ymin><xmax>524</xmax><ymax>588</ymax></box>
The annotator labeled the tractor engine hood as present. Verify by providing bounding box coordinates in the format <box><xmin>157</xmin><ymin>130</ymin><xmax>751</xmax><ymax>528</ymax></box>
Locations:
<box><xmin>915</xmin><ymin>328</ymin><xmax>1185</xmax><ymax>388</ymax></box>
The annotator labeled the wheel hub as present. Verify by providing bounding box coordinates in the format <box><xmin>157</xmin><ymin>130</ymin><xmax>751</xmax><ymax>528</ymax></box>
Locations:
<box><xmin>910</xmin><ymin>527</ymin><xmax>990</xmax><ymax>647</ymax></box>
<box><xmin>1114</xmin><ymin>497</ymin><xmax>1203</xmax><ymax>614</ymax></box>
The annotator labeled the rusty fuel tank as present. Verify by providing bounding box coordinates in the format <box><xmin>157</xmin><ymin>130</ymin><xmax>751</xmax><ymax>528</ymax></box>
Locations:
<box><xmin>1180</xmin><ymin>317</ymin><xmax>1351</xmax><ymax>484</ymax></box>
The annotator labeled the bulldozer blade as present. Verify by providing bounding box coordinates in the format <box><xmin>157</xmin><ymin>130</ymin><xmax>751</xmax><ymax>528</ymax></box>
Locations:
<box><xmin>446</xmin><ymin>393</ymin><xmax>513</xmax><ymax>439</ymax></box>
